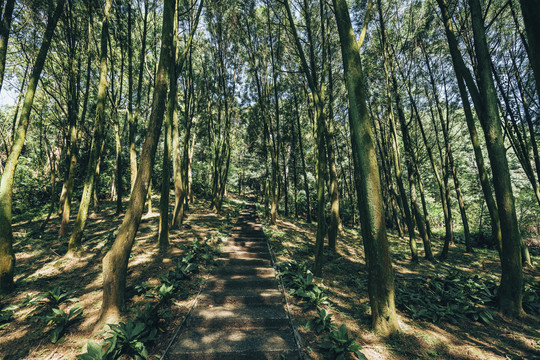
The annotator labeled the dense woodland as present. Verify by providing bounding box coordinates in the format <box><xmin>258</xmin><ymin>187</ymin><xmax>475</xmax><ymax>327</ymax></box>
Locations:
<box><xmin>0</xmin><ymin>0</ymin><xmax>539</xmax><ymax>358</ymax></box>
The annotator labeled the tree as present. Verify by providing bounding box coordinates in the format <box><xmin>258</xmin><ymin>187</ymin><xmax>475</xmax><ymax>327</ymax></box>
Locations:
<box><xmin>468</xmin><ymin>0</ymin><xmax>524</xmax><ymax>316</ymax></box>
<box><xmin>0</xmin><ymin>0</ymin><xmax>65</xmax><ymax>293</ymax></box>
<box><xmin>0</xmin><ymin>0</ymin><xmax>15</xmax><ymax>93</ymax></box>
<box><xmin>98</xmin><ymin>0</ymin><xmax>178</xmax><ymax>327</ymax></box>
<box><xmin>333</xmin><ymin>0</ymin><xmax>399</xmax><ymax>335</ymax></box>
<box><xmin>67</xmin><ymin>0</ymin><xmax>112</xmax><ymax>255</ymax></box>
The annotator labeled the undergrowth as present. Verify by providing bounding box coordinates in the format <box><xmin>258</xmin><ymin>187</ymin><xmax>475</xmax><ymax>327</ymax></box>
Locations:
<box><xmin>78</xmin><ymin>236</ymin><xmax>220</xmax><ymax>360</ymax></box>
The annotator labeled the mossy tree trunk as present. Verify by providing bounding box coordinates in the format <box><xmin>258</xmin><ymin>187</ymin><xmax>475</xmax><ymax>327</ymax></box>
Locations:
<box><xmin>0</xmin><ymin>0</ymin><xmax>15</xmax><ymax>94</ymax></box>
<box><xmin>333</xmin><ymin>0</ymin><xmax>399</xmax><ymax>335</ymax></box>
<box><xmin>519</xmin><ymin>0</ymin><xmax>540</xmax><ymax>99</ymax></box>
<box><xmin>67</xmin><ymin>0</ymin><xmax>112</xmax><ymax>255</ymax></box>
<box><xmin>436</xmin><ymin>0</ymin><xmax>503</xmax><ymax>255</ymax></box>
<box><xmin>0</xmin><ymin>0</ymin><xmax>65</xmax><ymax>293</ymax></box>
<box><xmin>284</xmin><ymin>0</ymin><xmax>327</xmax><ymax>277</ymax></box>
<box><xmin>98</xmin><ymin>0</ymin><xmax>176</xmax><ymax>328</ymax></box>
<box><xmin>469</xmin><ymin>0</ymin><xmax>524</xmax><ymax>316</ymax></box>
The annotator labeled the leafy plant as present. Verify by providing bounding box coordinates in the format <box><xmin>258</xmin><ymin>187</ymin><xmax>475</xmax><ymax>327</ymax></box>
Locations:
<box><xmin>43</xmin><ymin>305</ymin><xmax>83</xmax><ymax>343</ymax></box>
<box><xmin>104</xmin><ymin>320</ymin><xmax>157</xmax><ymax>360</ymax></box>
<box><xmin>523</xmin><ymin>278</ymin><xmax>540</xmax><ymax>315</ymax></box>
<box><xmin>154</xmin><ymin>283</ymin><xmax>175</xmax><ymax>303</ymax></box>
<box><xmin>278</xmin><ymin>261</ymin><xmax>330</xmax><ymax>310</ymax></box>
<box><xmin>395</xmin><ymin>270</ymin><xmax>498</xmax><ymax>325</ymax></box>
<box><xmin>0</xmin><ymin>304</ymin><xmax>18</xmax><ymax>329</ymax></box>
<box><xmin>32</xmin><ymin>286</ymin><xmax>79</xmax><ymax>314</ymax></box>
<box><xmin>305</xmin><ymin>307</ymin><xmax>336</xmax><ymax>334</ymax></box>
<box><xmin>320</xmin><ymin>324</ymin><xmax>366</xmax><ymax>360</ymax></box>
<box><xmin>77</xmin><ymin>341</ymin><xmax>107</xmax><ymax>360</ymax></box>
<box><xmin>133</xmin><ymin>303</ymin><xmax>169</xmax><ymax>333</ymax></box>
<box><xmin>134</xmin><ymin>281</ymin><xmax>152</xmax><ymax>295</ymax></box>
<box><xmin>298</xmin><ymin>286</ymin><xmax>330</xmax><ymax>310</ymax></box>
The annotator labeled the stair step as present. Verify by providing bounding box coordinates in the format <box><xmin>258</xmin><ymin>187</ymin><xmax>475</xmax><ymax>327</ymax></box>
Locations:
<box><xmin>198</xmin><ymin>290</ymin><xmax>283</xmax><ymax>306</ymax></box>
<box><xmin>221</xmin><ymin>245</ymin><xmax>268</xmax><ymax>253</ymax></box>
<box><xmin>187</xmin><ymin>305</ymin><xmax>289</xmax><ymax>329</ymax></box>
<box><xmin>204</xmin><ymin>276</ymin><xmax>278</xmax><ymax>291</ymax></box>
<box><xmin>225</xmin><ymin>240</ymin><xmax>267</xmax><ymax>248</ymax></box>
<box><xmin>213</xmin><ymin>265</ymin><xmax>276</xmax><ymax>276</ymax></box>
<box><xmin>220</xmin><ymin>251</ymin><xmax>270</xmax><ymax>259</ymax></box>
<box><xmin>170</xmin><ymin>329</ymin><xmax>297</xmax><ymax>360</ymax></box>
<box><xmin>217</xmin><ymin>258</ymin><xmax>271</xmax><ymax>267</ymax></box>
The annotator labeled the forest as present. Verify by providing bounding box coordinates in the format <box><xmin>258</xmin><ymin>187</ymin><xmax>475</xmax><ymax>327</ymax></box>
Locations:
<box><xmin>0</xmin><ymin>0</ymin><xmax>539</xmax><ymax>358</ymax></box>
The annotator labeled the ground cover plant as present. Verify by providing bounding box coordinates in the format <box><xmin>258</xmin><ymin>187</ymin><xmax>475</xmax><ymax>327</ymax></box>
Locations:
<box><xmin>266</xmin><ymin>217</ymin><xmax>540</xmax><ymax>360</ymax></box>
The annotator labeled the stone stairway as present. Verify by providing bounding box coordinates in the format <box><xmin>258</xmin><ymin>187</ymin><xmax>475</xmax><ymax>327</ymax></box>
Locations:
<box><xmin>168</xmin><ymin>204</ymin><xmax>299</xmax><ymax>359</ymax></box>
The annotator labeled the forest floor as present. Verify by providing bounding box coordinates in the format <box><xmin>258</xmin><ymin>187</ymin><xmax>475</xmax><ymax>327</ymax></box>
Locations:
<box><xmin>1</xmin><ymin>194</ymin><xmax>539</xmax><ymax>360</ymax></box>
<box><xmin>264</xmin><ymin>211</ymin><xmax>540</xmax><ymax>360</ymax></box>
<box><xmin>0</xmin><ymin>195</ymin><xmax>245</xmax><ymax>360</ymax></box>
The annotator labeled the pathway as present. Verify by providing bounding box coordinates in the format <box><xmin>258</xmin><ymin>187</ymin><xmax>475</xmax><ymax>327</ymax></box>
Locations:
<box><xmin>167</xmin><ymin>203</ymin><xmax>300</xmax><ymax>359</ymax></box>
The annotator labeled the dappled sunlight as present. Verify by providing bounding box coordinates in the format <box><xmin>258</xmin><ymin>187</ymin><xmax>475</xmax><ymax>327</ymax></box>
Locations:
<box><xmin>264</xmin><ymin>212</ymin><xmax>540</xmax><ymax>359</ymax></box>
<box><xmin>1</xmin><ymin>197</ymin><xmax>243</xmax><ymax>359</ymax></box>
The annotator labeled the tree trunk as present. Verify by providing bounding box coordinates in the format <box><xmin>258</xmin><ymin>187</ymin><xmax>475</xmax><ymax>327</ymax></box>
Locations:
<box><xmin>68</xmin><ymin>0</ymin><xmax>111</xmax><ymax>254</ymax></box>
<box><xmin>98</xmin><ymin>0</ymin><xmax>176</xmax><ymax>327</ymax></box>
<box><xmin>519</xmin><ymin>0</ymin><xmax>540</xmax><ymax>99</ymax></box>
<box><xmin>436</xmin><ymin>0</ymin><xmax>503</xmax><ymax>255</ymax></box>
<box><xmin>469</xmin><ymin>0</ymin><xmax>524</xmax><ymax>317</ymax></box>
<box><xmin>326</xmin><ymin>30</ymin><xmax>341</xmax><ymax>251</ymax></box>
<box><xmin>294</xmin><ymin>92</ymin><xmax>311</xmax><ymax>223</ymax></box>
<box><xmin>0</xmin><ymin>0</ymin><xmax>14</xmax><ymax>94</ymax></box>
<box><xmin>333</xmin><ymin>0</ymin><xmax>399</xmax><ymax>335</ymax></box>
<box><xmin>0</xmin><ymin>0</ymin><xmax>65</xmax><ymax>293</ymax></box>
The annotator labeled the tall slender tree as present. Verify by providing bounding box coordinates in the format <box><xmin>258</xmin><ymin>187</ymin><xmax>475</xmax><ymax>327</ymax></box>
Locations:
<box><xmin>0</xmin><ymin>0</ymin><xmax>65</xmax><ymax>293</ymax></box>
<box><xmin>333</xmin><ymin>0</ymin><xmax>399</xmax><ymax>335</ymax></box>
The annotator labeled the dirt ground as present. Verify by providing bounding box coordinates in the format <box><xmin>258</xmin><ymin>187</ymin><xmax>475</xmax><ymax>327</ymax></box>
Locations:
<box><xmin>1</xmin><ymin>196</ymin><xmax>538</xmax><ymax>360</ymax></box>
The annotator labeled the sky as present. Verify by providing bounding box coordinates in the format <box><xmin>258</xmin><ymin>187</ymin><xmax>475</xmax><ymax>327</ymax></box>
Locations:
<box><xmin>0</xmin><ymin>87</ymin><xmax>17</xmax><ymax>107</ymax></box>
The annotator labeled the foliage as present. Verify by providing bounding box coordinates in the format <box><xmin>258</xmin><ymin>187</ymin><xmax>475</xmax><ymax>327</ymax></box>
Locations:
<box><xmin>103</xmin><ymin>320</ymin><xmax>158</xmax><ymax>360</ymax></box>
<box><xmin>0</xmin><ymin>304</ymin><xmax>18</xmax><ymax>329</ymax></box>
<box><xmin>523</xmin><ymin>278</ymin><xmax>540</xmax><ymax>315</ymax></box>
<box><xmin>77</xmin><ymin>341</ymin><xmax>107</xmax><ymax>360</ymax></box>
<box><xmin>277</xmin><ymin>260</ymin><xmax>330</xmax><ymax>310</ymax></box>
<box><xmin>78</xmin><ymin>237</ymin><xmax>219</xmax><ymax>359</ymax></box>
<box><xmin>395</xmin><ymin>270</ymin><xmax>497</xmax><ymax>324</ymax></box>
<box><xmin>133</xmin><ymin>303</ymin><xmax>170</xmax><ymax>333</ymax></box>
<box><xmin>305</xmin><ymin>307</ymin><xmax>336</xmax><ymax>334</ymax></box>
<box><xmin>42</xmin><ymin>305</ymin><xmax>84</xmax><ymax>343</ymax></box>
<box><xmin>319</xmin><ymin>324</ymin><xmax>366</xmax><ymax>360</ymax></box>
<box><xmin>32</xmin><ymin>286</ymin><xmax>79</xmax><ymax>312</ymax></box>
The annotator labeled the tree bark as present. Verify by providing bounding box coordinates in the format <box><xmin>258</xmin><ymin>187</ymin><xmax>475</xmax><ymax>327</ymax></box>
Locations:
<box><xmin>333</xmin><ymin>0</ymin><xmax>399</xmax><ymax>335</ymax></box>
<box><xmin>98</xmin><ymin>0</ymin><xmax>176</xmax><ymax>327</ymax></box>
<box><xmin>0</xmin><ymin>0</ymin><xmax>15</xmax><ymax>94</ymax></box>
<box><xmin>469</xmin><ymin>0</ymin><xmax>524</xmax><ymax>316</ymax></box>
<box><xmin>68</xmin><ymin>0</ymin><xmax>112</xmax><ymax>255</ymax></box>
<box><xmin>0</xmin><ymin>0</ymin><xmax>65</xmax><ymax>293</ymax></box>
<box><xmin>519</xmin><ymin>0</ymin><xmax>540</xmax><ymax>99</ymax></box>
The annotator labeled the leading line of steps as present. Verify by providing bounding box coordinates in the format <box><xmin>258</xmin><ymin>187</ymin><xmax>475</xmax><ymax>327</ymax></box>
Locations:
<box><xmin>168</xmin><ymin>204</ymin><xmax>300</xmax><ymax>359</ymax></box>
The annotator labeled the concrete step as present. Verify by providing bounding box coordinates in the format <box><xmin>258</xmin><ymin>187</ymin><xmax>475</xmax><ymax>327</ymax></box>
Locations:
<box><xmin>170</xmin><ymin>329</ymin><xmax>297</xmax><ymax>360</ymax></box>
<box><xmin>221</xmin><ymin>241</ymin><xmax>268</xmax><ymax>254</ymax></box>
<box><xmin>213</xmin><ymin>265</ymin><xmax>276</xmax><ymax>277</ymax></box>
<box><xmin>204</xmin><ymin>276</ymin><xmax>278</xmax><ymax>291</ymax></box>
<box><xmin>198</xmin><ymin>289</ymin><xmax>283</xmax><ymax>306</ymax></box>
<box><xmin>186</xmin><ymin>305</ymin><xmax>289</xmax><ymax>329</ymax></box>
<box><xmin>225</xmin><ymin>239</ymin><xmax>267</xmax><ymax>248</ymax></box>
<box><xmin>219</xmin><ymin>251</ymin><xmax>270</xmax><ymax>259</ymax></box>
<box><xmin>216</xmin><ymin>258</ymin><xmax>271</xmax><ymax>267</ymax></box>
